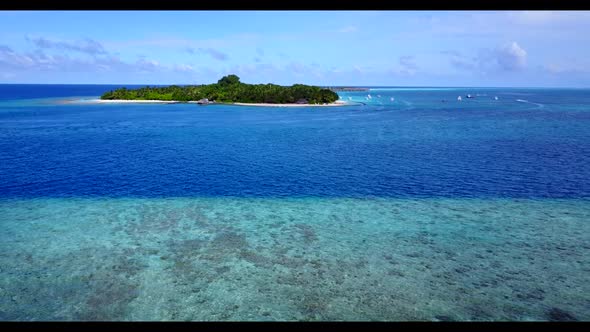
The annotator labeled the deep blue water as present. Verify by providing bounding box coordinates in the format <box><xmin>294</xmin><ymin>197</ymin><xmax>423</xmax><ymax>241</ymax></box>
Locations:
<box><xmin>1</xmin><ymin>85</ymin><xmax>589</xmax><ymax>199</ymax></box>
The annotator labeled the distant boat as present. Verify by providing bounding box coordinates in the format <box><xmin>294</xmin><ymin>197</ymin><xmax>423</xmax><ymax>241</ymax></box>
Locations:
<box><xmin>457</xmin><ymin>96</ymin><xmax>462</xmax><ymax>101</ymax></box>
<box><xmin>494</xmin><ymin>96</ymin><xmax>498</xmax><ymax>100</ymax></box>
<box><xmin>390</xmin><ymin>97</ymin><xmax>394</xmax><ymax>101</ymax></box>
<box><xmin>466</xmin><ymin>94</ymin><xmax>474</xmax><ymax>98</ymax></box>
<box><xmin>367</xmin><ymin>94</ymin><xmax>372</xmax><ymax>99</ymax></box>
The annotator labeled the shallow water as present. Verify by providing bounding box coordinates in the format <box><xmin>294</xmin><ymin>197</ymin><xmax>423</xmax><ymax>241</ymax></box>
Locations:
<box><xmin>0</xmin><ymin>85</ymin><xmax>589</xmax><ymax>320</ymax></box>
<box><xmin>1</xmin><ymin>197</ymin><xmax>588</xmax><ymax>321</ymax></box>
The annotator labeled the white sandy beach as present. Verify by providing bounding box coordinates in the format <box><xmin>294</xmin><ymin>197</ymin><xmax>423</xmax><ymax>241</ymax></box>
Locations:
<box><xmin>63</xmin><ymin>99</ymin><xmax>352</xmax><ymax>107</ymax></box>
<box><xmin>233</xmin><ymin>101</ymin><xmax>349</xmax><ymax>107</ymax></box>
<box><xmin>82</xmin><ymin>99</ymin><xmax>183</xmax><ymax>104</ymax></box>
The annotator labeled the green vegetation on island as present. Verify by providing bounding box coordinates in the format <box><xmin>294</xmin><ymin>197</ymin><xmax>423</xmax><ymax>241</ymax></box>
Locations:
<box><xmin>101</xmin><ymin>75</ymin><xmax>340</xmax><ymax>104</ymax></box>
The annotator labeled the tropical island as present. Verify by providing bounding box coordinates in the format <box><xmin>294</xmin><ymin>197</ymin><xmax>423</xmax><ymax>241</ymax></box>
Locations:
<box><xmin>100</xmin><ymin>75</ymin><xmax>343</xmax><ymax>106</ymax></box>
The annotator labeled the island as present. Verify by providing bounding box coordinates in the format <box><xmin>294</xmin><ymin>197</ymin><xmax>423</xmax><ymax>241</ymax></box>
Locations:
<box><xmin>100</xmin><ymin>75</ymin><xmax>342</xmax><ymax>106</ymax></box>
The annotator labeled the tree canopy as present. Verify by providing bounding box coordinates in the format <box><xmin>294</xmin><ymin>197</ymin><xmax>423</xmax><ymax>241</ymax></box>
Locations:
<box><xmin>101</xmin><ymin>75</ymin><xmax>340</xmax><ymax>104</ymax></box>
<box><xmin>217</xmin><ymin>74</ymin><xmax>240</xmax><ymax>86</ymax></box>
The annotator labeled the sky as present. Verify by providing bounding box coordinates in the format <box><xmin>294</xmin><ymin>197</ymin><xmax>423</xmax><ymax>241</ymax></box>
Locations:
<box><xmin>1</xmin><ymin>10</ymin><xmax>589</xmax><ymax>87</ymax></box>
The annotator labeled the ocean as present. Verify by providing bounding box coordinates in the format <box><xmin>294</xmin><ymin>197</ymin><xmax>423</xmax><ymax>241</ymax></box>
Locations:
<box><xmin>0</xmin><ymin>84</ymin><xmax>588</xmax><ymax>320</ymax></box>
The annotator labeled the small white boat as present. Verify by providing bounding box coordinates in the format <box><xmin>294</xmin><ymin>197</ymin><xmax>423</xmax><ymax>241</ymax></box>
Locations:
<box><xmin>367</xmin><ymin>94</ymin><xmax>372</xmax><ymax>99</ymax></box>
<box><xmin>494</xmin><ymin>96</ymin><xmax>498</xmax><ymax>100</ymax></box>
<box><xmin>457</xmin><ymin>96</ymin><xmax>462</xmax><ymax>101</ymax></box>
<box><xmin>390</xmin><ymin>97</ymin><xmax>394</xmax><ymax>101</ymax></box>
<box><xmin>466</xmin><ymin>94</ymin><xmax>474</xmax><ymax>98</ymax></box>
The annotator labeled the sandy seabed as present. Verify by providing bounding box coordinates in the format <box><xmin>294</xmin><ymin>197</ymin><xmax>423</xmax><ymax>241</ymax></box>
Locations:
<box><xmin>1</xmin><ymin>197</ymin><xmax>588</xmax><ymax>321</ymax></box>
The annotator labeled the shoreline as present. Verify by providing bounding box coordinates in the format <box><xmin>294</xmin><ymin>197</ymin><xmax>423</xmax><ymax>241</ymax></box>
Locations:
<box><xmin>62</xmin><ymin>98</ymin><xmax>353</xmax><ymax>107</ymax></box>
<box><xmin>72</xmin><ymin>99</ymin><xmax>184</xmax><ymax>104</ymax></box>
<box><xmin>232</xmin><ymin>101</ymin><xmax>349</xmax><ymax>107</ymax></box>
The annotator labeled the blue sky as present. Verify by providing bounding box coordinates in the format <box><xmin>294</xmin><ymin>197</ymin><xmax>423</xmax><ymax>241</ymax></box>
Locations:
<box><xmin>1</xmin><ymin>11</ymin><xmax>589</xmax><ymax>87</ymax></box>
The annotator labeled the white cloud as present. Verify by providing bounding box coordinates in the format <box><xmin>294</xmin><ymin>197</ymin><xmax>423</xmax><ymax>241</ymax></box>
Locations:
<box><xmin>173</xmin><ymin>64</ymin><xmax>194</xmax><ymax>72</ymax></box>
<box><xmin>0</xmin><ymin>44</ymin><xmax>198</xmax><ymax>76</ymax></box>
<box><xmin>445</xmin><ymin>41</ymin><xmax>527</xmax><ymax>73</ymax></box>
<box><xmin>26</xmin><ymin>36</ymin><xmax>107</xmax><ymax>55</ymax></box>
<box><xmin>104</xmin><ymin>33</ymin><xmax>261</xmax><ymax>52</ymax></box>
<box><xmin>495</xmin><ymin>42</ymin><xmax>527</xmax><ymax>71</ymax></box>
<box><xmin>135</xmin><ymin>58</ymin><xmax>161</xmax><ymax>72</ymax></box>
